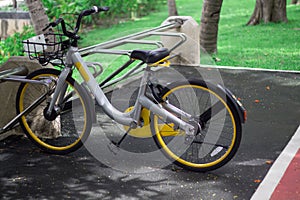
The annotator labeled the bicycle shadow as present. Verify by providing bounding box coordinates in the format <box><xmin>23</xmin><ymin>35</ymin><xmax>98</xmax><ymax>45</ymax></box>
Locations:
<box><xmin>0</xmin><ymin>134</ymin><xmax>254</xmax><ymax>199</ymax></box>
<box><xmin>0</xmin><ymin>136</ymin><xmax>176</xmax><ymax>199</ymax></box>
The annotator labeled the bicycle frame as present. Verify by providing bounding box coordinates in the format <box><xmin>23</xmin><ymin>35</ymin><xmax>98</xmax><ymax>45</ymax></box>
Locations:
<box><xmin>47</xmin><ymin>46</ymin><xmax>196</xmax><ymax>136</ymax></box>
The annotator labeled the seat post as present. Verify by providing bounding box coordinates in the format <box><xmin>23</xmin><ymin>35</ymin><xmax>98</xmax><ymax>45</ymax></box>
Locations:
<box><xmin>131</xmin><ymin>65</ymin><xmax>153</xmax><ymax>124</ymax></box>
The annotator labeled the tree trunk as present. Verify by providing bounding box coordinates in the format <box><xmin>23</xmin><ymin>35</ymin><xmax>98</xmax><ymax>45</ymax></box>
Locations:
<box><xmin>168</xmin><ymin>0</ymin><xmax>179</xmax><ymax>16</ymax></box>
<box><xmin>25</xmin><ymin>0</ymin><xmax>55</xmax><ymax>50</ymax></box>
<box><xmin>247</xmin><ymin>0</ymin><xmax>288</xmax><ymax>25</ymax></box>
<box><xmin>200</xmin><ymin>0</ymin><xmax>223</xmax><ymax>54</ymax></box>
<box><xmin>12</xmin><ymin>0</ymin><xmax>17</xmax><ymax>9</ymax></box>
<box><xmin>25</xmin><ymin>0</ymin><xmax>50</xmax><ymax>35</ymax></box>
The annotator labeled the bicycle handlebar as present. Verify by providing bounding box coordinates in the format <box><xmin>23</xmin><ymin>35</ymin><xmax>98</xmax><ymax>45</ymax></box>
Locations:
<box><xmin>43</xmin><ymin>6</ymin><xmax>109</xmax><ymax>39</ymax></box>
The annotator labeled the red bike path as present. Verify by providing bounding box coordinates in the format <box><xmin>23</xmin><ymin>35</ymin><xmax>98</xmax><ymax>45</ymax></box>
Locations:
<box><xmin>251</xmin><ymin>126</ymin><xmax>300</xmax><ymax>200</ymax></box>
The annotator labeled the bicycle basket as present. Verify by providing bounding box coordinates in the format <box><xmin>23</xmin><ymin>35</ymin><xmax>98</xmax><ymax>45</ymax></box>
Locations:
<box><xmin>23</xmin><ymin>33</ymin><xmax>70</xmax><ymax>65</ymax></box>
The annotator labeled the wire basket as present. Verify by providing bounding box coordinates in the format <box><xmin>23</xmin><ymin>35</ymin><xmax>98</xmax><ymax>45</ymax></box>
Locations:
<box><xmin>23</xmin><ymin>33</ymin><xmax>70</xmax><ymax>65</ymax></box>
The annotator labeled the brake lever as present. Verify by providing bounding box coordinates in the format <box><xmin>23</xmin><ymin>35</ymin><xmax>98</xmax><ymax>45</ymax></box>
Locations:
<box><xmin>42</xmin><ymin>18</ymin><xmax>63</xmax><ymax>32</ymax></box>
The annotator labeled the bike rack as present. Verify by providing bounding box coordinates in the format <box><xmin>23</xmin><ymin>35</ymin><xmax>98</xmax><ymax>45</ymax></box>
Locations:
<box><xmin>78</xmin><ymin>20</ymin><xmax>188</xmax><ymax>89</ymax></box>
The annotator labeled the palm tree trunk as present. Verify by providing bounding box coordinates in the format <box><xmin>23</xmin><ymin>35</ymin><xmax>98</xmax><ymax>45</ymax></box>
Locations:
<box><xmin>168</xmin><ymin>0</ymin><xmax>179</xmax><ymax>16</ymax></box>
<box><xmin>200</xmin><ymin>0</ymin><xmax>223</xmax><ymax>54</ymax></box>
<box><xmin>25</xmin><ymin>0</ymin><xmax>49</xmax><ymax>35</ymax></box>
<box><xmin>247</xmin><ymin>0</ymin><xmax>288</xmax><ymax>25</ymax></box>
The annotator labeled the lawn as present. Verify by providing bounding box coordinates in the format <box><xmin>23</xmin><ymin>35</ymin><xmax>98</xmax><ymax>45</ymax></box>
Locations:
<box><xmin>80</xmin><ymin>0</ymin><xmax>300</xmax><ymax>71</ymax></box>
<box><xmin>218</xmin><ymin>0</ymin><xmax>300</xmax><ymax>70</ymax></box>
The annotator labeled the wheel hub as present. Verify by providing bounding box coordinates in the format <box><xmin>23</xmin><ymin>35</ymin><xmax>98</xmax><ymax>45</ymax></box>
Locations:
<box><xmin>43</xmin><ymin>105</ymin><xmax>59</xmax><ymax>121</ymax></box>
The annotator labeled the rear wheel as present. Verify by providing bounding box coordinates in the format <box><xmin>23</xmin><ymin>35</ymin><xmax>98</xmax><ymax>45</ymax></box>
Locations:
<box><xmin>16</xmin><ymin>68</ymin><xmax>93</xmax><ymax>154</ymax></box>
<box><xmin>151</xmin><ymin>79</ymin><xmax>242</xmax><ymax>172</ymax></box>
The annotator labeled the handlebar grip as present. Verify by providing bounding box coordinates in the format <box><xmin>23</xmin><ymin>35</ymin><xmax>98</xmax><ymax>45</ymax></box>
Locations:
<box><xmin>97</xmin><ymin>6</ymin><xmax>110</xmax><ymax>12</ymax></box>
<box><xmin>83</xmin><ymin>6</ymin><xmax>110</xmax><ymax>16</ymax></box>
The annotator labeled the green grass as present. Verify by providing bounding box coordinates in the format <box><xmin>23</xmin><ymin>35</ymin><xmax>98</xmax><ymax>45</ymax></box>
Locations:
<box><xmin>79</xmin><ymin>0</ymin><xmax>300</xmax><ymax>71</ymax></box>
<box><xmin>218</xmin><ymin>1</ymin><xmax>300</xmax><ymax>70</ymax></box>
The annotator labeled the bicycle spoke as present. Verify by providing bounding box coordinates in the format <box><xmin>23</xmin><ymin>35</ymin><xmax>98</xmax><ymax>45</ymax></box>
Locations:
<box><xmin>192</xmin><ymin>140</ymin><xmax>229</xmax><ymax>149</ymax></box>
<box><xmin>152</xmin><ymin>80</ymin><xmax>242</xmax><ymax>171</ymax></box>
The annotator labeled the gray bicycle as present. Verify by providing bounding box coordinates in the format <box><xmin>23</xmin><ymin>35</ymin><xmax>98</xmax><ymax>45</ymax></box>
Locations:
<box><xmin>19</xmin><ymin>6</ymin><xmax>246</xmax><ymax>172</ymax></box>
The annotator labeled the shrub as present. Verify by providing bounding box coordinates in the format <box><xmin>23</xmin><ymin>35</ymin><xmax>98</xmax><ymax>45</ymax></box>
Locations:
<box><xmin>0</xmin><ymin>27</ymin><xmax>35</xmax><ymax>65</ymax></box>
<box><xmin>41</xmin><ymin>0</ymin><xmax>163</xmax><ymax>26</ymax></box>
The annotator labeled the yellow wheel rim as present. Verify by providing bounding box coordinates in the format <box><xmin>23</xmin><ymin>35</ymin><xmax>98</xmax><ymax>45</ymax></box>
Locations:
<box><xmin>153</xmin><ymin>84</ymin><xmax>237</xmax><ymax>168</ymax></box>
<box><xmin>19</xmin><ymin>74</ymin><xmax>87</xmax><ymax>151</ymax></box>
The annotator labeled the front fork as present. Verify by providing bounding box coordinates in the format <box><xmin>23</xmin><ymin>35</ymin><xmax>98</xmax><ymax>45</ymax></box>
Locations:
<box><xmin>45</xmin><ymin>67</ymin><xmax>71</xmax><ymax>119</ymax></box>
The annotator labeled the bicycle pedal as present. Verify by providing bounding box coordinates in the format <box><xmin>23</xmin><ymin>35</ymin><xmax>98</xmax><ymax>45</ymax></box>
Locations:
<box><xmin>107</xmin><ymin>142</ymin><xmax>120</xmax><ymax>155</ymax></box>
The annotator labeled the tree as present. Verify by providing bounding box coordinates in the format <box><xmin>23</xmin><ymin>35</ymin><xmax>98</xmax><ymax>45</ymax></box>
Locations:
<box><xmin>168</xmin><ymin>0</ymin><xmax>179</xmax><ymax>16</ymax></box>
<box><xmin>200</xmin><ymin>0</ymin><xmax>223</xmax><ymax>54</ymax></box>
<box><xmin>247</xmin><ymin>0</ymin><xmax>288</xmax><ymax>25</ymax></box>
<box><xmin>25</xmin><ymin>0</ymin><xmax>49</xmax><ymax>35</ymax></box>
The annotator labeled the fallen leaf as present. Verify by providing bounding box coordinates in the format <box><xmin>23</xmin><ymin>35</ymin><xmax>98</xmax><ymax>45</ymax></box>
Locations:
<box><xmin>213</xmin><ymin>57</ymin><xmax>221</xmax><ymax>62</ymax></box>
<box><xmin>254</xmin><ymin>179</ymin><xmax>261</xmax><ymax>183</ymax></box>
<box><xmin>266</xmin><ymin>160</ymin><xmax>273</xmax><ymax>165</ymax></box>
<box><xmin>266</xmin><ymin>86</ymin><xmax>270</xmax><ymax>90</ymax></box>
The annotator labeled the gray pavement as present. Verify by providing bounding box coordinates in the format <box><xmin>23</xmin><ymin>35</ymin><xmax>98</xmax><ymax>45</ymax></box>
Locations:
<box><xmin>0</xmin><ymin>66</ymin><xmax>300</xmax><ymax>200</ymax></box>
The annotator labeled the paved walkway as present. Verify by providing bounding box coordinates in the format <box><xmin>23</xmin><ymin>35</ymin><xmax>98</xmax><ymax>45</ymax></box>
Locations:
<box><xmin>0</xmin><ymin>66</ymin><xmax>299</xmax><ymax>199</ymax></box>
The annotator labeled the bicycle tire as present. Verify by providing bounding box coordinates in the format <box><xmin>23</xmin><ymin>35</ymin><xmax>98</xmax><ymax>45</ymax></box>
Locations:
<box><xmin>151</xmin><ymin>79</ymin><xmax>242</xmax><ymax>172</ymax></box>
<box><xmin>16</xmin><ymin>68</ymin><xmax>93</xmax><ymax>154</ymax></box>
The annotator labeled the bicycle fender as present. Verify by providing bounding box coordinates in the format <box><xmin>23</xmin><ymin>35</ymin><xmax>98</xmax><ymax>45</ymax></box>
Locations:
<box><xmin>217</xmin><ymin>85</ymin><xmax>247</xmax><ymax>123</ymax></box>
<box><xmin>88</xmin><ymin>96</ymin><xmax>97</xmax><ymax>124</ymax></box>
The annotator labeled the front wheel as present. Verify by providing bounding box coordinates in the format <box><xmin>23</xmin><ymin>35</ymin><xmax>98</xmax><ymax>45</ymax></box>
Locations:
<box><xmin>16</xmin><ymin>68</ymin><xmax>93</xmax><ymax>154</ymax></box>
<box><xmin>151</xmin><ymin>79</ymin><xmax>242</xmax><ymax>172</ymax></box>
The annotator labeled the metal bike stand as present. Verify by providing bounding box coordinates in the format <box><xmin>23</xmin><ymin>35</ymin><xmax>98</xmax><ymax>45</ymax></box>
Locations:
<box><xmin>79</xmin><ymin>20</ymin><xmax>187</xmax><ymax>89</ymax></box>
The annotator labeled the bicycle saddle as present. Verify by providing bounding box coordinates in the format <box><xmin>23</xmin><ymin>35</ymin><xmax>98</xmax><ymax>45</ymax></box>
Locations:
<box><xmin>130</xmin><ymin>48</ymin><xmax>170</xmax><ymax>64</ymax></box>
